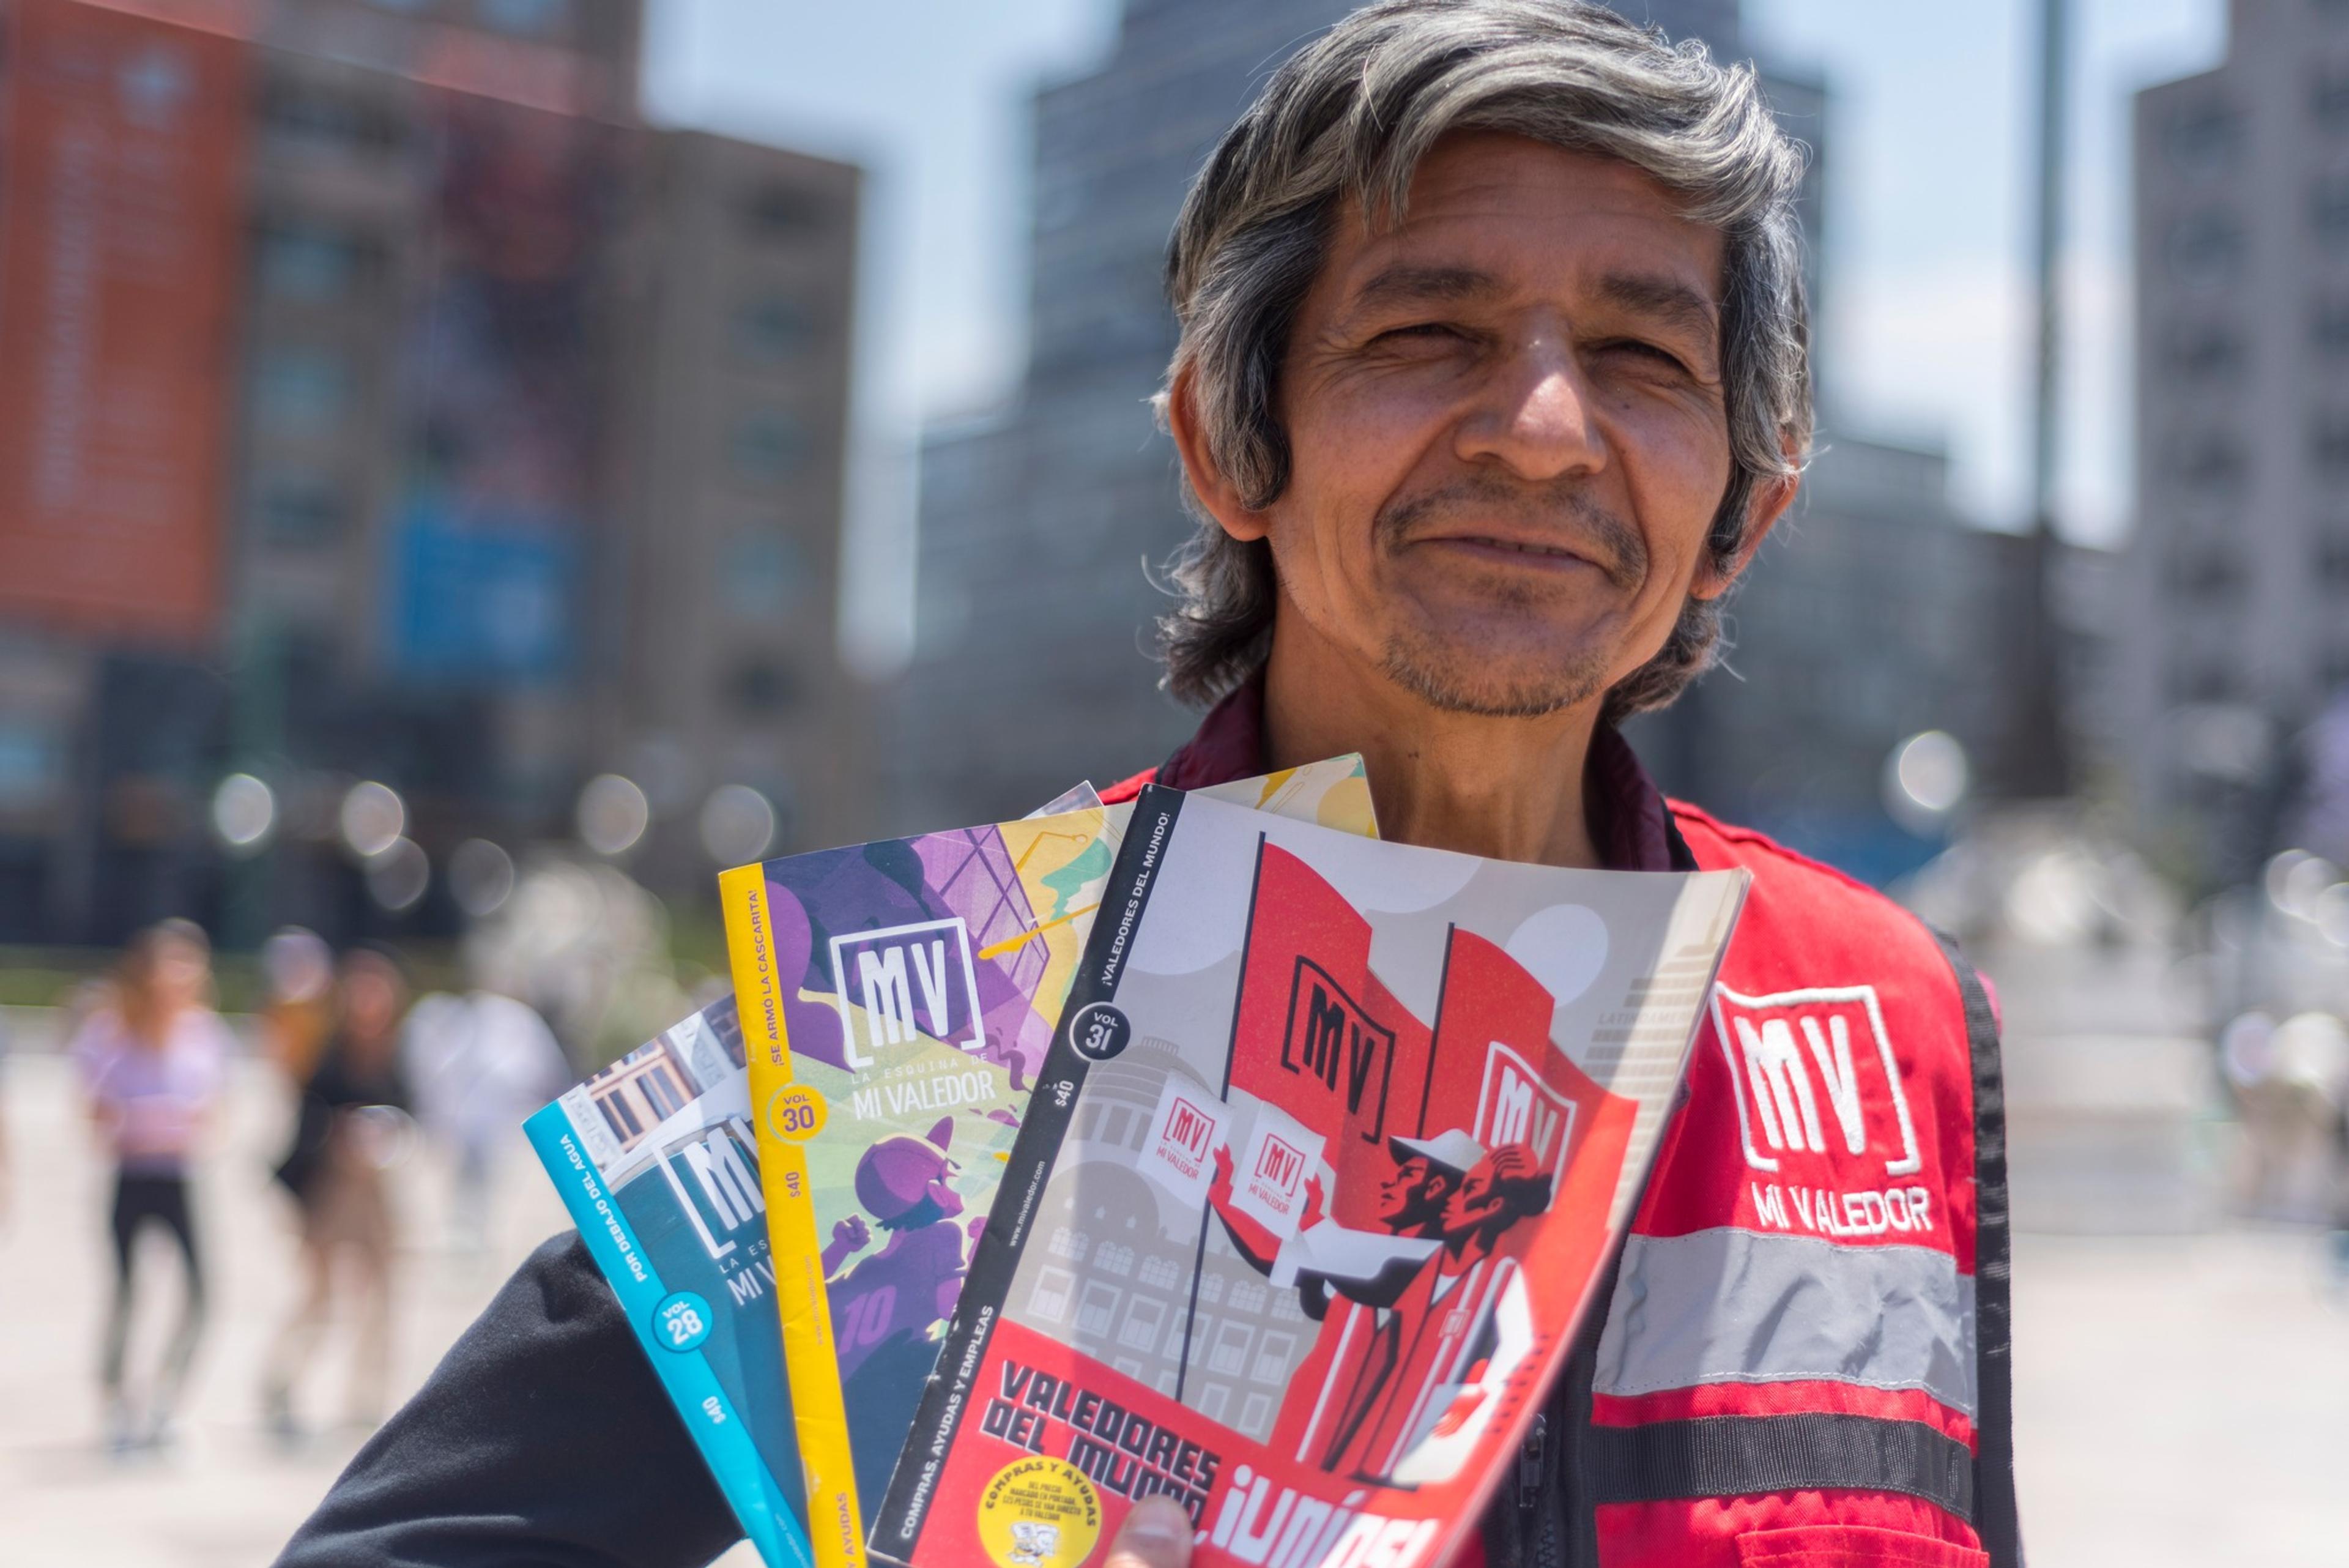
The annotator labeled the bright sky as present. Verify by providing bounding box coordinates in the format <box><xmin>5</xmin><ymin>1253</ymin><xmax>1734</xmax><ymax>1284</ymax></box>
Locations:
<box><xmin>642</xmin><ymin>0</ymin><xmax>2228</xmax><ymax>661</ymax></box>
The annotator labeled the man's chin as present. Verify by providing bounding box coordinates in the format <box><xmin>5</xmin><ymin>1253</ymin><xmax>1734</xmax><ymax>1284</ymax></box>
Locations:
<box><xmin>1379</xmin><ymin>633</ymin><xmax>1613</xmax><ymax>719</ymax></box>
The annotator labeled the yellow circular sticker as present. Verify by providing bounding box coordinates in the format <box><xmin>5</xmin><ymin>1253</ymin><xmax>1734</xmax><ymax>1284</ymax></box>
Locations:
<box><xmin>976</xmin><ymin>1457</ymin><xmax>1104</xmax><ymax>1568</ymax></box>
<box><xmin>763</xmin><ymin>1083</ymin><xmax>828</xmax><ymax>1142</ymax></box>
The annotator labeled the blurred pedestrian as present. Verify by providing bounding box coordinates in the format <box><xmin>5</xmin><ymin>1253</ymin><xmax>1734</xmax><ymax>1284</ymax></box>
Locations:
<box><xmin>262</xmin><ymin>946</ymin><xmax>414</xmax><ymax>1438</ymax></box>
<box><xmin>404</xmin><ymin>985</ymin><xmax>568</xmax><ymax>1257</ymax></box>
<box><xmin>258</xmin><ymin>926</ymin><xmax>337</xmax><ymax>1085</ymax></box>
<box><xmin>67</xmin><ymin>918</ymin><xmax>232</xmax><ymax>1452</ymax></box>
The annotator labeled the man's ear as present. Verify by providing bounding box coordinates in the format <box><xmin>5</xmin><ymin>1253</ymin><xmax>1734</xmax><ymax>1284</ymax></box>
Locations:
<box><xmin>1166</xmin><ymin>363</ymin><xmax>1272</xmax><ymax>544</ymax></box>
<box><xmin>1690</xmin><ymin>461</ymin><xmax>1799</xmax><ymax>601</ymax></box>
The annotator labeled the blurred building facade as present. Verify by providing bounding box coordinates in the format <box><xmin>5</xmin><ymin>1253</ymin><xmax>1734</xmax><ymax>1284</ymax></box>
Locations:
<box><xmin>0</xmin><ymin>0</ymin><xmax>864</xmax><ymax>946</ymax></box>
<box><xmin>897</xmin><ymin>0</ymin><xmax>2031</xmax><ymax>885</ymax></box>
<box><xmin>2125</xmin><ymin>0</ymin><xmax>2349</xmax><ymax>884</ymax></box>
<box><xmin>1625</xmin><ymin>437</ymin><xmax>2030</xmax><ymax>885</ymax></box>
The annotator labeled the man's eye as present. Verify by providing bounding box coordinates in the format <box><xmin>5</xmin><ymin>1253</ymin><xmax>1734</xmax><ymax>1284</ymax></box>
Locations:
<box><xmin>1377</xmin><ymin>322</ymin><xmax>1461</xmax><ymax>343</ymax></box>
<box><xmin>1599</xmin><ymin>339</ymin><xmax>1688</xmax><ymax>372</ymax></box>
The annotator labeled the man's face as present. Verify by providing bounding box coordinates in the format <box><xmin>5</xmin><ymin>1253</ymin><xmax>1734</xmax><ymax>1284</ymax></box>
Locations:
<box><xmin>1236</xmin><ymin>133</ymin><xmax>1742</xmax><ymax>717</ymax></box>
<box><xmin>1442</xmin><ymin>1157</ymin><xmax>1505</xmax><ymax>1236</ymax></box>
<box><xmin>1374</xmin><ymin>1155</ymin><xmax>1450</xmax><ymax>1230</ymax></box>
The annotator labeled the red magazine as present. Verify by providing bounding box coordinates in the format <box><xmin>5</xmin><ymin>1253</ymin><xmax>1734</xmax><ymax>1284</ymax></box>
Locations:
<box><xmin>873</xmin><ymin>786</ymin><xmax>1747</xmax><ymax>1568</ymax></box>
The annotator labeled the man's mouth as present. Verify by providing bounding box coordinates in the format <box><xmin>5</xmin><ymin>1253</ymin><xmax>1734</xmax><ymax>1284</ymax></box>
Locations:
<box><xmin>1423</xmin><ymin>533</ymin><xmax>1605</xmax><ymax>571</ymax></box>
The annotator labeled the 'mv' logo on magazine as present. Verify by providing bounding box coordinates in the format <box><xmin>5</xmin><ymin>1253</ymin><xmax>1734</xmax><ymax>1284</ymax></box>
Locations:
<box><xmin>1161</xmin><ymin>1092</ymin><xmax>1218</xmax><ymax>1165</ymax></box>
<box><xmin>655</xmin><ymin>1121</ymin><xmax>765</xmax><ymax>1263</ymax></box>
<box><xmin>831</xmin><ymin>917</ymin><xmax>986</xmax><ymax>1069</ymax></box>
<box><xmin>1253</xmin><ymin>1132</ymin><xmax>1307</xmax><ymax>1194</ymax></box>
<box><xmin>1711</xmin><ymin>984</ymin><xmax>1922</xmax><ymax>1180</ymax></box>
<box><xmin>1477</xmin><ymin>1042</ymin><xmax>1578</xmax><ymax>1188</ymax></box>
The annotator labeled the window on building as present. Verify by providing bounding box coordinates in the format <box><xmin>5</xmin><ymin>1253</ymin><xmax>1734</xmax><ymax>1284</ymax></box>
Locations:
<box><xmin>2164</xmin><ymin>100</ymin><xmax>2240</xmax><ymax>171</ymax></box>
<box><xmin>1208</xmin><ymin>1321</ymin><xmax>1253</xmax><ymax>1376</ymax></box>
<box><xmin>252</xmin><ymin>472</ymin><xmax>348</xmax><ymax>546</ymax></box>
<box><xmin>719</xmin><ymin>527</ymin><xmax>805</xmax><ymax>617</ymax></box>
<box><xmin>1137</xmin><ymin>1254</ymin><xmax>1179</xmax><ymax>1290</ymax></box>
<box><xmin>2165</xmin><ymin>542</ymin><xmax>2244</xmax><ymax>601</ymax></box>
<box><xmin>2315</xmin><ymin>414</ymin><xmax>2349</xmax><ymax>474</ymax></box>
<box><xmin>2168</xmin><ymin>210</ymin><xmax>2244</xmax><ymax>287</ymax></box>
<box><xmin>733</xmin><ymin>295</ymin><xmax>817</xmax><ymax>363</ymax></box>
<box><xmin>2316</xmin><ymin>300</ymin><xmax>2349</xmax><ymax>359</ymax></box>
<box><xmin>260</xmin><ymin>76</ymin><xmax>407</xmax><ymax>158</ymax></box>
<box><xmin>722</xmin><ymin>659</ymin><xmax>797</xmax><ymax>717</ymax></box>
<box><xmin>1251</xmin><ymin>1332</ymin><xmax>1296</xmax><ymax>1384</ymax></box>
<box><xmin>1097</xmin><ymin>1243</ymin><xmax>1135</xmax><ymax>1277</ymax></box>
<box><xmin>257</xmin><ymin>222</ymin><xmax>384</xmax><ymax>304</ymax></box>
<box><xmin>2165</xmin><ymin>322</ymin><xmax>2244</xmax><ymax>379</ymax></box>
<box><xmin>2314</xmin><ymin>176</ymin><xmax>2349</xmax><ymax>246</ymax></box>
<box><xmin>1076</xmin><ymin>1282</ymin><xmax>1119</xmax><ymax>1337</ymax></box>
<box><xmin>729</xmin><ymin>412</ymin><xmax>808</xmax><ymax>483</ymax></box>
<box><xmin>477</xmin><ymin>0</ymin><xmax>572</xmax><ymax>38</ymax></box>
<box><xmin>251</xmin><ymin>346</ymin><xmax>351</xmax><ymax>435</ymax></box>
<box><xmin>2316</xmin><ymin>72</ymin><xmax>2349</xmax><ymax>133</ymax></box>
<box><xmin>1030</xmin><ymin>1266</ymin><xmax>1074</xmax><ymax>1323</ymax></box>
<box><xmin>1117</xmin><ymin>1299</ymin><xmax>1164</xmax><ymax>1351</ymax></box>
<box><xmin>2320</xmin><ymin>533</ymin><xmax>2349</xmax><ymax>587</ymax></box>
<box><xmin>2173</xmin><ymin>433</ymin><xmax>2246</xmax><ymax>491</ymax></box>
<box><xmin>740</xmin><ymin>184</ymin><xmax>830</xmax><ymax>242</ymax></box>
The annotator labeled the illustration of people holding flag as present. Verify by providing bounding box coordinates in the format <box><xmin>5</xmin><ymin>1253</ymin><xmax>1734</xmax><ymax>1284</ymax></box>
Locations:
<box><xmin>1207</xmin><ymin>1121</ymin><xmax>1551</xmax><ymax>1486</ymax></box>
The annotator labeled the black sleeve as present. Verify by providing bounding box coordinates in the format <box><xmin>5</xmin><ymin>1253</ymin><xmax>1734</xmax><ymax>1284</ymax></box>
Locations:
<box><xmin>275</xmin><ymin>1232</ymin><xmax>746</xmax><ymax>1568</ymax></box>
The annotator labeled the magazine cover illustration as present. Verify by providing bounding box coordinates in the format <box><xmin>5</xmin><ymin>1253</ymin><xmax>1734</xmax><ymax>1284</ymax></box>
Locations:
<box><xmin>877</xmin><ymin>787</ymin><xmax>1746</xmax><ymax>1568</ymax></box>
<box><xmin>719</xmin><ymin>764</ymin><xmax>1378</xmax><ymax>1568</ymax></box>
<box><xmin>524</xmin><ymin>998</ymin><xmax>811</xmax><ymax>1568</ymax></box>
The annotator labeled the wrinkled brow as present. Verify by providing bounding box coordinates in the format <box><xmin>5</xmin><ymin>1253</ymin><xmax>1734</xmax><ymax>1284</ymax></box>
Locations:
<box><xmin>1349</xmin><ymin>264</ymin><xmax>1504</xmax><ymax>310</ymax></box>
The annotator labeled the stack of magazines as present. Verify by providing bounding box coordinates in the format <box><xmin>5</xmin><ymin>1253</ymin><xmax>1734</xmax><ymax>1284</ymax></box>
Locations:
<box><xmin>525</xmin><ymin>759</ymin><xmax>1747</xmax><ymax>1568</ymax></box>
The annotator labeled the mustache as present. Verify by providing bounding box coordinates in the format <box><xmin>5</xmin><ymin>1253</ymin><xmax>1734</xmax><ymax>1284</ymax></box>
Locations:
<box><xmin>1372</xmin><ymin>477</ymin><xmax>1649</xmax><ymax>590</ymax></box>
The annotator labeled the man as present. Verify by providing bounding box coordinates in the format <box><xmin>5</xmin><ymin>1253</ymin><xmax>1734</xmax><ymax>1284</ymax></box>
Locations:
<box><xmin>278</xmin><ymin>4</ymin><xmax>2018</xmax><ymax>1566</ymax></box>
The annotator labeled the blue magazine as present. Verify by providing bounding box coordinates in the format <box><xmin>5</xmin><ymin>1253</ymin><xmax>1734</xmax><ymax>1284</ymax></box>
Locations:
<box><xmin>525</xmin><ymin>998</ymin><xmax>811</xmax><ymax>1568</ymax></box>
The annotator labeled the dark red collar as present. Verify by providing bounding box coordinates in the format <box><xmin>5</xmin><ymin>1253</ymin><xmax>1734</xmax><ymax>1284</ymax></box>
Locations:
<box><xmin>1104</xmin><ymin>671</ymin><xmax>1678</xmax><ymax>873</ymax></box>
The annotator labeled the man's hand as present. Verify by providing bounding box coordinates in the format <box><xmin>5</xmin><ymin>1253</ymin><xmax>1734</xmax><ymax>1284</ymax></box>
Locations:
<box><xmin>1105</xmin><ymin>1497</ymin><xmax>1193</xmax><ymax>1568</ymax></box>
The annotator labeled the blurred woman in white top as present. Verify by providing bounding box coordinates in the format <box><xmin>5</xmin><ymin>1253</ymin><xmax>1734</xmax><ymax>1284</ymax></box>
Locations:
<box><xmin>69</xmin><ymin>917</ymin><xmax>233</xmax><ymax>1451</ymax></box>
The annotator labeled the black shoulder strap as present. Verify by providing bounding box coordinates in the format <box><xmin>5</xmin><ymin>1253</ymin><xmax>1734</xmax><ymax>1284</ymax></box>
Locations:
<box><xmin>1932</xmin><ymin>932</ymin><xmax>2025</xmax><ymax>1568</ymax></box>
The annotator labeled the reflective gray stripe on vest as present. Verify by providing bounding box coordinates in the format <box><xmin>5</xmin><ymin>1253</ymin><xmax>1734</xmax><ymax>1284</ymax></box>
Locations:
<box><xmin>1592</xmin><ymin>1227</ymin><xmax>1978</xmax><ymax>1418</ymax></box>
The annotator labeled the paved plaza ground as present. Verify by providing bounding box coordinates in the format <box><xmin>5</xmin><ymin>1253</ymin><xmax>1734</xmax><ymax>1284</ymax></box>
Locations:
<box><xmin>2</xmin><ymin>1051</ymin><xmax>2344</xmax><ymax>1567</ymax></box>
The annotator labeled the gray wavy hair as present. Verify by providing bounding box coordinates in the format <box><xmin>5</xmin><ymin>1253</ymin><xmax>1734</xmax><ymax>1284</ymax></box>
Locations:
<box><xmin>1155</xmin><ymin>0</ymin><xmax>1812</xmax><ymax>719</ymax></box>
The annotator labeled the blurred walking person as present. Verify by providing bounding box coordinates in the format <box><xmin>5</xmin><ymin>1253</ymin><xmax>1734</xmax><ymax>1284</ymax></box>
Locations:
<box><xmin>404</xmin><ymin>984</ymin><xmax>568</xmax><ymax>1257</ymax></box>
<box><xmin>263</xmin><ymin>946</ymin><xmax>414</xmax><ymax>1438</ymax></box>
<box><xmin>68</xmin><ymin>918</ymin><xmax>232</xmax><ymax>1452</ymax></box>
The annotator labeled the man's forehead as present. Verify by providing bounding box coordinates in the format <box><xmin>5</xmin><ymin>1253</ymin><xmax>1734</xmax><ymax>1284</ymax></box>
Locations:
<box><xmin>1326</xmin><ymin>135</ymin><xmax>1725</xmax><ymax>311</ymax></box>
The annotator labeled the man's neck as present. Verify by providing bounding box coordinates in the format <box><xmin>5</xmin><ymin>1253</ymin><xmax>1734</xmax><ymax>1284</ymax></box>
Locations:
<box><xmin>1259</xmin><ymin>621</ymin><xmax>1605</xmax><ymax>869</ymax></box>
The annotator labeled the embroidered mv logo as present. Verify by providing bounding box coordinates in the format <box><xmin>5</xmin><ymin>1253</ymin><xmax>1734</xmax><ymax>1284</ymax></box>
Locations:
<box><xmin>1710</xmin><ymin>984</ymin><xmax>1922</xmax><ymax>1179</ymax></box>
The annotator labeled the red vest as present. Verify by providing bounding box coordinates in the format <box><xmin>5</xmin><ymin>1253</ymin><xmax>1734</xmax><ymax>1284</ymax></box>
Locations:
<box><xmin>1102</xmin><ymin>741</ymin><xmax>2019</xmax><ymax>1568</ymax></box>
<box><xmin>1579</xmin><ymin>804</ymin><xmax>2016</xmax><ymax>1568</ymax></box>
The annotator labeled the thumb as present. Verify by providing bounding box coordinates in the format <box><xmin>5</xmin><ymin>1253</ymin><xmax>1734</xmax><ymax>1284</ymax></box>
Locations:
<box><xmin>1104</xmin><ymin>1497</ymin><xmax>1194</xmax><ymax>1568</ymax></box>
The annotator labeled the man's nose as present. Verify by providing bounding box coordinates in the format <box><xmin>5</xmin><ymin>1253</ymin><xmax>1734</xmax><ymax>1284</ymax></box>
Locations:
<box><xmin>1453</xmin><ymin>335</ymin><xmax>1608</xmax><ymax>482</ymax></box>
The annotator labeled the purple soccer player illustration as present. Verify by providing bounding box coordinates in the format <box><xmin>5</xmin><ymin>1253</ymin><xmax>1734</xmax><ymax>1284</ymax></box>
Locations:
<box><xmin>819</xmin><ymin>1115</ymin><xmax>981</xmax><ymax>1389</ymax></box>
